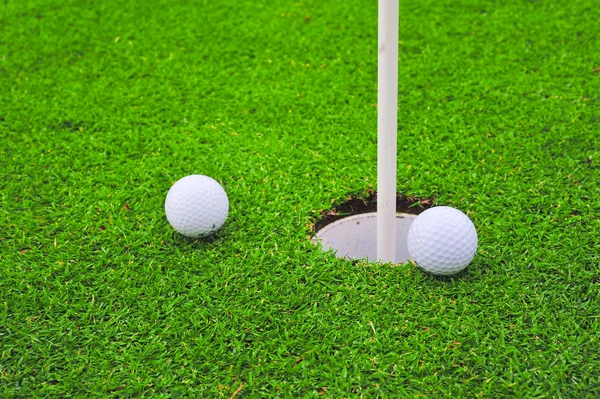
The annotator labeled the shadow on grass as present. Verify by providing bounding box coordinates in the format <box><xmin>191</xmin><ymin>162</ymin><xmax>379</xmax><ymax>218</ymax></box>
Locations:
<box><xmin>168</xmin><ymin>230</ymin><xmax>226</xmax><ymax>249</ymax></box>
<box><xmin>413</xmin><ymin>257</ymin><xmax>489</xmax><ymax>283</ymax></box>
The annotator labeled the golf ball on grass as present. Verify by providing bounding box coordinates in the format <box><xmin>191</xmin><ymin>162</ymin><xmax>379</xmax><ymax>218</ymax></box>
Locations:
<box><xmin>165</xmin><ymin>175</ymin><xmax>229</xmax><ymax>238</ymax></box>
<box><xmin>407</xmin><ymin>206</ymin><xmax>478</xmax><ymax>276</ymax></box>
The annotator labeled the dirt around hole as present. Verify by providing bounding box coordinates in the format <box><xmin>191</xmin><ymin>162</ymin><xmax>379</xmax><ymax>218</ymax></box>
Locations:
<box><xmin>314</xmin><ymin>190</ymin><xmax>435</xmax><ymax>233</ymax></box>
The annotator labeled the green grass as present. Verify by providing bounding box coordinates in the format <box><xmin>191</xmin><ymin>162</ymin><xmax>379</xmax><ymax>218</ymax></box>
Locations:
<box><xmin>1</xmin><ymin>0</ymin><xmax>599</xmax><ymax>397</ymax></box>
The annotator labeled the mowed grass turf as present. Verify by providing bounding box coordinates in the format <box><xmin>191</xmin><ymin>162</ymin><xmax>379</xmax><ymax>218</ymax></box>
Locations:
<box><xmin>1</xmin><ymin>0</ymin><xmax>599</xmax><ymax>396</ymax></box>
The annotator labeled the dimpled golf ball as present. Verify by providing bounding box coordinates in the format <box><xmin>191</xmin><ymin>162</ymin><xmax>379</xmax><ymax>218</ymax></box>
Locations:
<box><xmin>165</xmin><ymin>175</ymin><xmax>229</xmax><ymax>238</ymax></box>
<box><xmin>407</xmin><ymin>206</ymin><xmax>477</xmax><ymax>276</ymax></box>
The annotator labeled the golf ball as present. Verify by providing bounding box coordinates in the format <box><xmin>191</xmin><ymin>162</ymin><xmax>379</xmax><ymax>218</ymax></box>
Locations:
<box><xmin>165</xmin><ymin>175</ymin><xmax>229</xmax><ymax>238</ymax></box>
<box><xmin>407</xmin><ymin>206</ymin><xmax>477</xmax><ymax>276</ymax></box>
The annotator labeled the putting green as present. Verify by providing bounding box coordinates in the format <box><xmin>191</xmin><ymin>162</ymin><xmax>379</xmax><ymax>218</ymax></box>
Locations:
<box><xmin>1</xmin><ymin>0</ymin><xmax>599</xmax><ymax>397</ymax></box>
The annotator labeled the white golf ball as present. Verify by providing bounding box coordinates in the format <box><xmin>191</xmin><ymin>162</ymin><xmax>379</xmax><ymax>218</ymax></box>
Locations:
<box><xmin>165</xmin><ymin>175</ymin><xmax>229</xmax><ymax>238</ymax></box>
<box><xmin>407</xmin><ymin>206</ymin><xmax>478</xmax><ymax>276</ymax></box>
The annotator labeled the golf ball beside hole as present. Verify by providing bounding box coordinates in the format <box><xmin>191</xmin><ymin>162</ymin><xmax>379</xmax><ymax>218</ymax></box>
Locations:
<box><xmin>165</xmin><ymin>175</ymin><xmax>229</xmax><ymax>238</ymax></box>
<box><xmin>407</xmin><ymin>206</ymin><xmax>478</xmax><ymax>276</ymax></box>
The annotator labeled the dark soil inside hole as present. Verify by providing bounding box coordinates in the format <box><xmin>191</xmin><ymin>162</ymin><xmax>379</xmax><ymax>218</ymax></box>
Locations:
<box><xmin>314</xmin><ymin>190</ymin><xmax>435</xmax><ymax>232</ymax></box>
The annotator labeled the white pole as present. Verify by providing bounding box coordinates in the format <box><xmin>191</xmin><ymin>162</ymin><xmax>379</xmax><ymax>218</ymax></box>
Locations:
<box><xmin>377</xmin><ymin>0</ymin><xmax>399</xmax><ymax>263</ymax></box>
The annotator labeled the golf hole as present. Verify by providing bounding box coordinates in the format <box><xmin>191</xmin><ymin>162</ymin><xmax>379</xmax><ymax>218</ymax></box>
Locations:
<box><xmin>312</xmin><ymin>191</ymin><xmax>434</xmax><ymax>264</ymax></box>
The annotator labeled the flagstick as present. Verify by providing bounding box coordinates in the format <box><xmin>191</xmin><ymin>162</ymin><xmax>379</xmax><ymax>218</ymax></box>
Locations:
<box><xmin>377</xmin><ymin>0</ymin><xmax>399</xmax><ymax>263</ymax></box>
